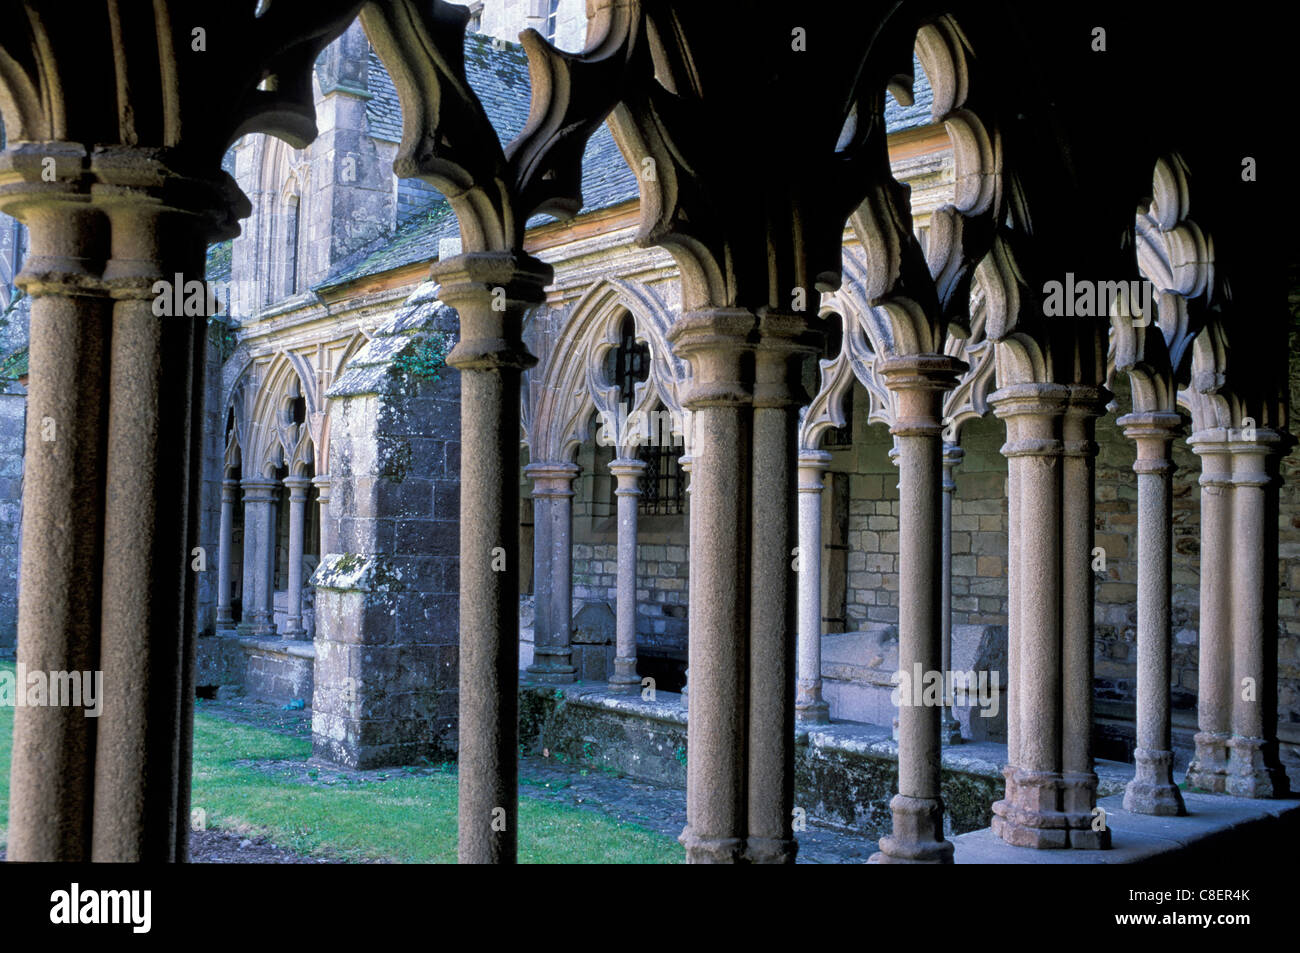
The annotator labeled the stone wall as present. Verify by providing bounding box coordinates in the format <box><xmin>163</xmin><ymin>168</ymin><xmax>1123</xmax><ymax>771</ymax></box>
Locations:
<box><xmin>1277</xmin><ymin>298</ymin><xmax>1300</xmax><ymax>770</ymax></box>
<box><xmin>0</xmin><ymin>379</ymin><xmax>22</xmax><ymax>655</ymax></box>
<box><xmin>572</xmin><ymin>539</ymin><xmax>689</xmax><ymax>656</ymax></box>
<box><xmin>477</xmin><ymin>0</ymin><xmax>587</xmax><ymax>51</ymax></box>
<box><xmin>1092</xmin><ymin>380</ymin><xmax>1202</xmax><ymax>716</ymax></box>
<box><xmin>833</xmin><ymin>388</ymin><xmax>1010</xmax><ymax>631</ymax></box>
<box><xmin>311</xmin><ymin>282</ymin><xmax>461</xmax><ymax>768</ymax></box>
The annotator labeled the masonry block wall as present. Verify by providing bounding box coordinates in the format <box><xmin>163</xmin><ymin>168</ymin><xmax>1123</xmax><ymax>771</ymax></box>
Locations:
<box><xmin>572</xmin><ymin>540</ymin><xmax>689</xmax><ymax>656</ymax></box>
<box><xmin>1276</xmin><ymin>304</ymin><xmax>1300</xmax><ymax>769</ymax></box>
<box><xmin>0</xmin><ymin>379</ymin><xmax>23</xmax><ymax>654</ymax></box>
<box><xmin>1092</xmin><ymin>386</ymin><xmax>1203</xmax><ymax>713</ymax></box>
<box><xmin>311</xmin><ymin>283</ymin><xmax>460</xmax><ymax>769</ymax></box>
<box><xmin>834</xmin><ymin>390</ymin><xmax>1011</xmax><ymax>632</ymax></box>
<box><xmin>569</xmin><ymin>433</ymin><xmax>691</xmax><ymax>659</ymax></box>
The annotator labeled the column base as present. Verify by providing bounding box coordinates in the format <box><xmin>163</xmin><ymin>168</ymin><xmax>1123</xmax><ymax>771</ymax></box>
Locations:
<box><xmin>525</xmin><ymin>664</ymin><xmax>578</xmax><ymax>685</ymax></box>
<box><xmin>608</xmin><ymin>657</ymin><xmax>640</xmax><ymax>694</ymax></box>
<box><xmin>991</xmin><ymin>770</ymin><xmax>1070</xmax><ymax>848</ymax></box>
<box><xmin>746</xmin><ymin>836</ymin><xmax>798</xmax><ymax>864</ymax></box>
<box><xmin>795</xmin><ymin>695</ymin><xmax>830</xmax><ymax>725</ymax></box>
<box><xmin>1186</xmin><ymin>731</ymin><xmax>1231</xmax><ymax>792</ymax></box>
<box><xmin>1123</xmin><ymin>748</ymin><xmax>1187</xmax><ymax>815</ymax></box>
<box><xmin>679</xmin><ymin>828</ymin><xmax>744</xmax><ymax>864</ymax></box>
<box><xmin>1061</xmin><ymin>771</ymin><xmax>1111</xmax><ymax>848</ymax></box>
<box><xmin>869</xmin><ymin>794</ymin><xmax>954</xmax><ymax>863</ymax></box>
<box><xmin>1225</xmin><ymin>736</ymin><xmax>1290</xmax><ymax>798</ymax></box>
<box><xmin>280</xmin><ymin>625</ymin><xmax>308</xmax><ymax>642</ymax></box>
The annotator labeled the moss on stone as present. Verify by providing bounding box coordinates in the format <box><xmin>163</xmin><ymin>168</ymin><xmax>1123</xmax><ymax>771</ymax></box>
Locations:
<box><xmin>378</xmin><ymin>434</ymin><xmax>413</xmax><ymax>484</ymax></box>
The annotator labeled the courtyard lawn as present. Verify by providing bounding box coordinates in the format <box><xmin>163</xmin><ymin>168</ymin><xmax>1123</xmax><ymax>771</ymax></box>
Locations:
<box><xmin>0</xmin><ymin>661</ymin><xmax>682</xmax><ymax>863</ymax></box>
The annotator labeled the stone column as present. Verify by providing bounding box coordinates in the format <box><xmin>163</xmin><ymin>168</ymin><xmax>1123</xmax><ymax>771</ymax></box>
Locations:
<box><xmin>0</xmin><ymin>166</ymin><xmax>112</xmax><ymax>861</ymax></box>
<box><xmin>435</xmin><ymin>253</ymin><xmax>545</xmax><ymax>864</ymax></box>
<box><xmin>991</xmin><ymin>383</ymin><xmax>1069</xmax><ymax>849</ymax></box>
<box><xmin>1120</xmin><ymin>411</ymin><xmax>1186</xmax><ymax>815</ymax></box>
<box><xmin>679</xmin><ymin>453</ymin><xmax>693</xmax><ymax>707</ymax></box>
<box><xmin>87</xmin><ymin>159</ymin><xmax>229</xmax><ymax>862</ymax></box>
<box><xmin>1060</xmin><ymin>387</ymin><xmax>1109</xmax><ymax>846</ymax></box>
<box><xmin>872</xmin><ymin>355</ymin><xmax>964</xmax><ymax>864</ymax></box>
<box><xmin>524</xmin><ymin>462</ymin><xmax>580</xmax><ymax>683</ymax></box>
<box><xmin>242</xmin><ymin>478</ymin><xmax>279</xmax><ymax>639</ymax></box>
<box><xmin>1225</xmin><ymin>433</ymin><xmax>1288</xmax><ymax>797</ymax></box>
<box><xmin>216</xmin><ymin>478</ymin><xmax>238</xmax><ymax>631</ymax></box>
<box><xmin>314</xmin><ymin>474</ymin><xmax>333</xmax><ymax>556</ymax></box>
<box><xmin>746</xmin><ymin>312</ymin><xmax>813</xmax><ymax>865</ymax></box>
<box><xmin>795</xmin><ymin>450</ymin><xmax>831</xmax><ymax>724</ymax></box>
<box><xmin>939</xmin><ymin>444</ymin><xmax>963</xmax><ymax>744</ymax></box>
<box><xmin>609</xmin><ymin>458</ymin><xmax>646</xmax><ymax>693</ymax></box>
<box><xmin>282</xmin><ymin>476</ymin><xmax>311</xmax><ymax>640</ymax></box>
<box><xmin>1186</xmin><ymin>432</ymin><xmax>1232</xmax><ymax>791</ymax></box>
<box><xmin>671</xmin><ymin>309</ymin><xmax>754</xmax><ymax>864</ymax></box>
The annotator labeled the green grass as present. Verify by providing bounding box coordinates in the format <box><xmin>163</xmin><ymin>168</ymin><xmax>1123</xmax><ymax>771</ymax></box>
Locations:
<box><xmin>0</xmin><ymin>661</ymin><xmax>682</xmax><ymax>863</ymax></box>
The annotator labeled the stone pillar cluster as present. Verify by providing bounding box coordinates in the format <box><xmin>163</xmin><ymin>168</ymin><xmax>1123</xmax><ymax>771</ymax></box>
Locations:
<box><xmin>669</xmin><ymin>308</ymin><xmax>814</xmax><ymax>864</ymax></box>
<box><xmin>990</xmin><ymin>384</ymin><xmax>1109</xmax><ymax>850</ymax></box>
<box><xmin>1</xmin><ymin>143</ymin><xmax>236</xmax><ymax>862</ymax></box>
<box><xmin>1185</xmin><ymin>429</ymin><xmax>1289</xmax><ymax>798</ymax></box>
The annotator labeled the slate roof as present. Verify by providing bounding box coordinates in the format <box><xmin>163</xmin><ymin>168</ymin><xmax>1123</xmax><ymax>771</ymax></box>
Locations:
<box><xmin>319</xmin><ymin>41</ymin><xmax>935</xmax><ymax>291</ymax></box>
<box><xmin>206</xmin><ymin>239</ymin><xmax>233</xmax><ymax>285</ymax></box>
<box><xmin>885</xmin><ymin>54</ymin><xmax>934</xmax><ymax>131</ymax></box>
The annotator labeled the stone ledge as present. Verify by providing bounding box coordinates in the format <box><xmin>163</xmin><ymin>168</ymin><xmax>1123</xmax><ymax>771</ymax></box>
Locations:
<box><xmin>800</xmin><ymin>721</ymin><xmax>1131</xmax><ymax>797</ymax></box>
<box><xmin>543</xmin><ymin>680</ymin><xmax>687</xmax><ymax>727</ymax></box>
<box><xmin>520</xmin><ymin>682</ymin><xmax>1133</xmax><ymax>837</ymax></box>
<box><xmin>954</xmin><ymin>792</ymin><xmax>1300</xmax><ymax>863</ymax></box>
<box><xmin>238</xmin><ymin>636</ymin><xmax>316</xmax><ymax>660</ymax></box>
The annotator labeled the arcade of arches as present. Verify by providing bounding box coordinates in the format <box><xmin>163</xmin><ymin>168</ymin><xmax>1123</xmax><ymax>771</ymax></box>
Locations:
<box><xmin>0</xmin><ymin>1</ymin><xmax>1293</xmax><ymax>864</ymax></box>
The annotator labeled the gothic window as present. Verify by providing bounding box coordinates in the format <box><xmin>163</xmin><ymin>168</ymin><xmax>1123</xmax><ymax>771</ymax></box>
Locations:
<box><xmin>607</xmin><ymin>312</ymin><xmax>648</xmax><ymax>409</ymax></box>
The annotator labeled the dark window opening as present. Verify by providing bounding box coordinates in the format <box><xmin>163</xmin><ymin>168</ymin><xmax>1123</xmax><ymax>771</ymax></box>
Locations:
<box><xmin>545</xmin><ymin>0</ymin><xmax>560</xmax><ymax>42</ymax></box>
<box><xmin>638</xmin><ymin>423</ymin><xmax>684</xmax><ymax>516</ymax></box>
<box><xmin>607</xmin><ymin>312</ymin><xmax>649</xmax><ymax>408</ymax></box>
<box><xmin>822</xmin><ymin>312</ymin><xmax>853</xmax><ymax>448</ymax></box>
